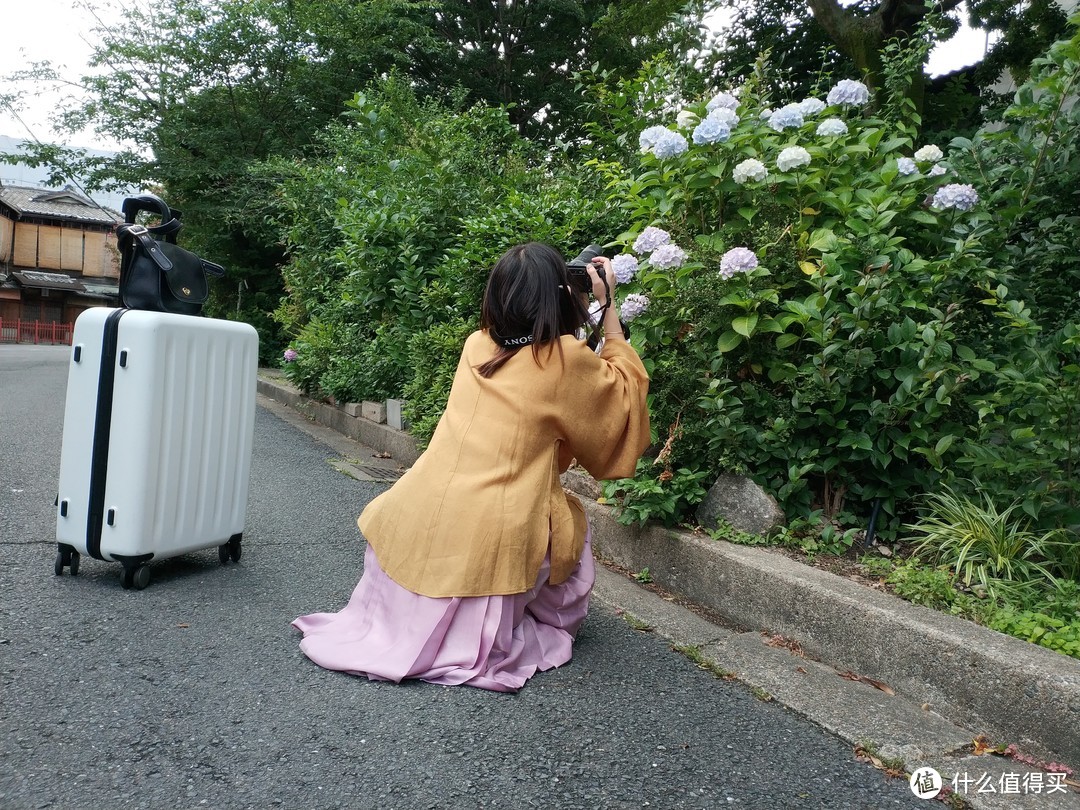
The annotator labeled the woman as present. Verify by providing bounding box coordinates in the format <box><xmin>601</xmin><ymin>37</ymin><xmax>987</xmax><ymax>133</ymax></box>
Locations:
<box><xmin>292</xmin><ymin>242</ymin><xmax>651</xmax><ymax>691</ymax></box>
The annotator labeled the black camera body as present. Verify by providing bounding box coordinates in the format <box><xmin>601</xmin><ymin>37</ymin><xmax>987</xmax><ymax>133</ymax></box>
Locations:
<box><xmin>566</xmin><ymin>244</ymin><xmax>605</xmax><ymax>293</ymax></box>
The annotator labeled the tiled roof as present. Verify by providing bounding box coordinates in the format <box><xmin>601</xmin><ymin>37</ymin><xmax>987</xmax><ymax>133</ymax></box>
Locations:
<box><xmin>0</xmin><ymin>184</ymin><xmax>121</xmax><ymax>226</ymax></box>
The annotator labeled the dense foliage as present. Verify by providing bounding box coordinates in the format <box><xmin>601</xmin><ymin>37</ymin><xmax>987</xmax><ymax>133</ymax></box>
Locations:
<box><xmin>590</xmin><ymin>20</ymin><xmax>1080</xmax><ymax>550</ymax></box>
<box><xmin>273</xmin><ymin>80</ymin><xmax>624</xmax><ymax>434</ymax></box>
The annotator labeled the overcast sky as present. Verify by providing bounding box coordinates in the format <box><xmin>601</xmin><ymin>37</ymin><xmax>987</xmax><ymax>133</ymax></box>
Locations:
<box><xmin>1</xmin><ymin>1</ymin><xmax>994</xmax><ymax>154</ymax></box>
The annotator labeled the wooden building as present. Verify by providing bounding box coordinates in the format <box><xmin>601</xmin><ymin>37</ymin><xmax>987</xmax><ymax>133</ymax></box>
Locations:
<box><xmin>0</xmin><ymin>184</ymin><xmax>122</xmax><ymax>325</ymax></box>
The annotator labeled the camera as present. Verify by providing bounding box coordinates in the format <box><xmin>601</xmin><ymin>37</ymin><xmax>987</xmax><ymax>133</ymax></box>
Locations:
<box><xmin>566</xmin><ymin>244</ymin><xmax>605</xmax><ymax>293</ymax></box>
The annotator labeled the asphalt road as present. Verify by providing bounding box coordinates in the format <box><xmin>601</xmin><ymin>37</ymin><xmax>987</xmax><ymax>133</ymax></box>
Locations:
<box><xmin>0</xmin><ymin>343</ymin><xmax>927</xmax><ymax>810</ymax></box>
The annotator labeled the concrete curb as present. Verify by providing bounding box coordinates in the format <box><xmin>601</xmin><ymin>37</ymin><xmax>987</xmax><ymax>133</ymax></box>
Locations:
<box><xmin>257</xmin><ymin>371</ymin><xmax>1080</xmax><ymax>771</ymax></box>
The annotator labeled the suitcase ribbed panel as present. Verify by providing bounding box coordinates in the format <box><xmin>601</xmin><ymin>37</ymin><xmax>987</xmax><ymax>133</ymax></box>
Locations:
<box><xmin>58</xmin><ymin>308</ymin><xmax>257</xmax><ymax>562</ymax></box>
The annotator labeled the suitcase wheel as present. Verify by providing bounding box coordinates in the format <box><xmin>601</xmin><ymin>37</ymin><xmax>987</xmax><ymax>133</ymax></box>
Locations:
<box><xmin>54</xmin><ymin>546</ymin><xmax>80</xmax><ymax>577</ymax></box>
<box><xmin>218</xmin><ymin>537</ymin><xmax>242</xmax><ymax>565</ymax></box>
<box><xmin>121</xmin><ymin>565</ymin><xmax>151</xmax><ymax>591</ymax></box>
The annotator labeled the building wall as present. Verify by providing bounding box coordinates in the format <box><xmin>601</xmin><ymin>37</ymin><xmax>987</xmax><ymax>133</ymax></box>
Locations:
<box><xmin>1</xmin><ymin>216</ymin><xmax>119</xmax><ymax>277</ymax></box>
<box><xmin>0</xmin><ymin>215</ymin><xmax>12</xmax><ymax>264</ymax></box>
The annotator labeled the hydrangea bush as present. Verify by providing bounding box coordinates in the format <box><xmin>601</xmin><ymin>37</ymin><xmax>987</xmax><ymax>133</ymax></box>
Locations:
<box><xmin>593</xmin><ymin>67</ymin><xmax>1025</xmax><ymax>532</ymax></box>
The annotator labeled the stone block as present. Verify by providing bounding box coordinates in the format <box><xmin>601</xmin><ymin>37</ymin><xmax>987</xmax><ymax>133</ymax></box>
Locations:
<box><xmin>386</xmin><ymin>399</ymin><xmax>408</xmax><ymax>431</ymax></box>
<box><xmin>342</xmin><ymin>402</ymin><xmax>362</xmax><ymax>418</ymax></box>
<box><xmin>695</xmin><ymin>472</ymin><xmax>785</xmax><ymax>536</ymax></box>
<box><xmin>361</xmin><ymin>400</ymin><xmax>386</xmax><ymax>423</ymax></box>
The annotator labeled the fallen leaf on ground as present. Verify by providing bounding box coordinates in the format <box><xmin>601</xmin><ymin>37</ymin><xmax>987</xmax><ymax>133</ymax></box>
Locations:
<box><xmin>972</xmin><ymin>734</ymin><xmax>996</xmax><ymax>755</ymax></box>
<box><xmin>764</xmin><ymin>633</ymin><xmax>805</xmax><ymax>656</ymax></box>
<box><xmin>177</xmin><ymin>624</ymin><xmax>190</xmax><ymax>629</ymax></box>
<box><xmin>838</xmin><ymin>670</ymin><xmax>895</xmax><ymax>695</ymax></box>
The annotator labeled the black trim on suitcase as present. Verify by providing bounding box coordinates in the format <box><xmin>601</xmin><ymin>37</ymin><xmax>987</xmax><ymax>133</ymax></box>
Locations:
<box><xmin>86</xmin><ymin>309</ymin><xmax>127</xmax><ymax>560</ymax></box>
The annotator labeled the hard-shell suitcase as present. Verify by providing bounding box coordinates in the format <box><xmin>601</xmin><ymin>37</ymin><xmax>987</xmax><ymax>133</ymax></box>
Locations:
<box><xmin>54</xmin><ymin>307</ymin><xmax>258</xmax><ymax>589</ymax></box>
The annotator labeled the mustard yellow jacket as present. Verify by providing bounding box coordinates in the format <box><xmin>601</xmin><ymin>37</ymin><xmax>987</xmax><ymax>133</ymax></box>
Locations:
<box><xmin>358</xmin><ymin>329</ymin><xmax>651</xmax><ymax>597</ymax></box>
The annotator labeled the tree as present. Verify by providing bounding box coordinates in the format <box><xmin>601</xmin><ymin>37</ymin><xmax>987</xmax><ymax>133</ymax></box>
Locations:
<box><xmin>407</xmin><ymin>0</ymin><xmax>711</xmax><ymax>142</ymax></box>
<box><xmin>968</xmin><ymin>0</ymin><xmax>1070</xmax><ymax>85</ymax></box>
<box><xmin>802</xmin><ymin>0</ymin><xmax>960</xmax><ymax>111</ymax></box>
<box><xmin>3</xmin><ymin>0</ymin><xmax>437</xmax><ymax>349</ymax></box>
<box><xmin>703</xmin><ymin>0</ymin><xmax>853</xmax><ymax>101</ymax></box>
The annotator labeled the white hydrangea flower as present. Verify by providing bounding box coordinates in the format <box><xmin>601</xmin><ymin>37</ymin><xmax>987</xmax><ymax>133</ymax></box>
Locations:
<box><xmin>620</xmin><ymin>293</ymin><xmax>650</xmax><ymax>322</ymax></box>
<box><xmin>648</xmin><ymin>243</ymin><xmax>688</xmax><ymax>269</ymax></box>
<box><xmin>733</xmin><ymin>158</ymin><xmax>768</xmax><ymax>184</ymax></box>
<box><xmin>914</xmin><ymin>144</ymin><xmax>944</xmax><ymax>162</ymax></box>
<box><xmin>709</xmin><ymin>107</ymin><xmax>739</xmax><ymax>127</ymax></box>
<box><xmin>826</xmin><ymin>79</ymin><xmax>870</xmax><ymax>107</ymax></box>
<box><xmin>815</xmin><ymin>118</ymin><xmax>848</xmax><ymax>137</ymax></box>
<box><xmin>652</xmin><ymin>129</ymin><xmax>689</xmax><ymax>159</ymax></box>
<box><xmin>769</xmin><ymin>104</ymin><xmax>804</xmax><ymax>132</ymax></box>
<box><xmin>706</xmin><ymin>91</ymin><xmax>739</xmax><ymax>112</ymax></box>
<box><xmin>777</xmin><ymin>146</ymin><xmax>811</xmax><ymax>172</ymax></box>
<box><xmin>633</xmin><ymin>226</ymin><xmax>671</xmax><ymax>254</ymax></box>
<box><xmin>611</xmin><ymin>254</ymin><xmax>639</xmax><ymax>284</ymax></box>
<box><xmin>719</xmin><ymin>247</ymin><xmax>758</xmax><ymax>279</ymax></box>
<box><xmin>928</xmin><ymin>164</ymin><xmax>947</xmax><ymax>177</ymax></box>
<box><xmin>760</xmin><ymin>108</ymin><xmax>773</xmax><ymax>119</ymax></box>
<box><xmin>897</xmin><ymin>157</ymin><xmax>918</xmax><ymax>176</ymax></box>
<box><xmin>798</xmin><ymin>97</ymin><xmax>826</xmax><ymax>116</ymax></box>
<box><xmin>931</xmin><ymin>183</ymin><xmax>979</xmax><ymax>211</ymax></box>
<box><xmin>639</xmin><ymin>125</ymin><xmax>669</xmax><ymax>153</ymax></box>
<box><xmin>676</xmin><ymin>109</ymin><xmax>699</xmax><ymax>129</ymax></box>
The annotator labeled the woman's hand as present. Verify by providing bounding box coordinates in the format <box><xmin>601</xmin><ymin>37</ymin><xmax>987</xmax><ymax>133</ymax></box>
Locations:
<box><xmin>586</xmin><ymin>256</ymin><xmax>626</xmax><ymax>340</ymax></box>
<box><xmin>586</xmin><ymin>257</ymin><xmax>616</xmax><ymax>304</ymax></box>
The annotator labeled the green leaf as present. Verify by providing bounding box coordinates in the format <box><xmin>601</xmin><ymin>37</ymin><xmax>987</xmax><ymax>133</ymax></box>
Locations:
<box><xmin>717</xmin><ymin>331</ymin><xmax>744</xmax><ymax>353</ymax></box>
<box><xmin>737</xmin><ymin>207</ymin><xmax>757</xmax><ymax>224</ymax></box>
<box><xmin>807</xmin><ymin>228</ymin><xmax>837</xmax><ymax>253</ymax></box>
<box><xmin>776</xmin><ymin>333</ymin><xmax>800</xmax><ymax>349</ymax></box>
<box><xmin>732</xmin><ymin>314</ymin><xmax>759</xmax><ymax>337</ymax></box>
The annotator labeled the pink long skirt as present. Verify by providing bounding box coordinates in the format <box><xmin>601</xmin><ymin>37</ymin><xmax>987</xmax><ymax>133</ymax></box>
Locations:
<box><xmin>291</xmin><ymin>532</ymin><xmax>595</xmax><ymax>692</ymax></box>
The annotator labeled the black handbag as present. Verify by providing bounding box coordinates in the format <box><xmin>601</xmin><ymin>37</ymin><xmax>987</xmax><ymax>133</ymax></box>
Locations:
<box><xmin>116</xmin><ymin>194</ymin><xmax>225</xmax><ymax>316</ymax></box>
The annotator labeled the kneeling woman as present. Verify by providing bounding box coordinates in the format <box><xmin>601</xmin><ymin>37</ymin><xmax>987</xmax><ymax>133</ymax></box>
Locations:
<box><xmin>292</xmin><ymin>242</ymin><xmax>651</xmax><ymax>691</ymax></box>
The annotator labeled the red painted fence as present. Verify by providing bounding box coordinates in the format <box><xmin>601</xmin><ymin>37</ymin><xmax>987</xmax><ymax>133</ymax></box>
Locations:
<box><xmin>0</xmin><ymin>319</ymin><xmax>74</xmax><ymax>346</ymax></box>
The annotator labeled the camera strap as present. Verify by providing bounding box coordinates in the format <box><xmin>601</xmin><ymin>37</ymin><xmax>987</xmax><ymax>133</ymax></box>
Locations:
<box><xmin>491</xmin><ymin>330</ymin><xmax>536</xmax><ymax>348</ymax></box>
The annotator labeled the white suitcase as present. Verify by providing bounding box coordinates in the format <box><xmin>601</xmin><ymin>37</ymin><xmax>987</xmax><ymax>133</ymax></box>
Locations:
<box><xmin>55</xmin><ymin>307</ymin><xmax>258</xmax><ymax>589</ymax></box>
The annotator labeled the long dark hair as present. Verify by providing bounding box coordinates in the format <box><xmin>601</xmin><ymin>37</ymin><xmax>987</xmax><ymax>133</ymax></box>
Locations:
<box><xmin>476</xmin><ymin>242</ymin><xmax>589</xmax><ymax>378</ymax></box>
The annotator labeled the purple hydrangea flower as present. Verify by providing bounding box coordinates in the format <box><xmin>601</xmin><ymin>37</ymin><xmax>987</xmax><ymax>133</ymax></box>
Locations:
<box><xmin>620</xmin><ymin>293</ymin><xmax>650</xmax><ymax>322</ymax></box>
<box><xmin>931</xmin><ymin>183</ymin><xmax>979</xmax><ymax>211</ymax></box>
<box><xmin>648</xmin><ymin>243</ymin><xmax>687</xmax><ymax>269</ymax></box>
<box><xmin>633</xmin><ymin>227</ymin><xmax>671</xmax><ymax>254</ymax></box>
<box><xmin>283</xmin><ymin>348</ymin><xmax>298</xmax><ymax>363</ymax></box>
<box><xmin>652</xmin><ymin>129</ymin><xmax>689</xmax><ymax>159</ymax></box>
<box><xmin>815</xmin><ymin>118</ymin><xmax>848</xmax><ymax>137</ymax></box>
<box><xmin>611</xmin><ymin>254</ymin><xmax>639</xmax><ymax>284</ymax></box>
<box><xmin>692</xmin><ymin>116</ymin><xmax>732</xmax><ymax>145</ymax></box>
<box><xmin>719</xmin><ymin>247</ymin><xmax>758</xmax><ymax>279</ymax></box>
<box><xmin>769</xmin><ymin>104</ymin><xmax>804</xmax><ymax>132</ymax></box>
<box><xmin>826</xmin><ymin>79</ymin><xmax>870</xmax><ymax>107</ymax></box>
<box><xmin>897</xmin><ymin>157</ymin><xmax>918</xmax><ymax>176</ymax></box>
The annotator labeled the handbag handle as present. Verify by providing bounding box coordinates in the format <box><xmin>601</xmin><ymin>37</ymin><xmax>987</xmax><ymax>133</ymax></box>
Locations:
<box><xmin>122</xmin><ymin>194</ymin><xmax>183</xmax><ymax>243</ymax></box>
